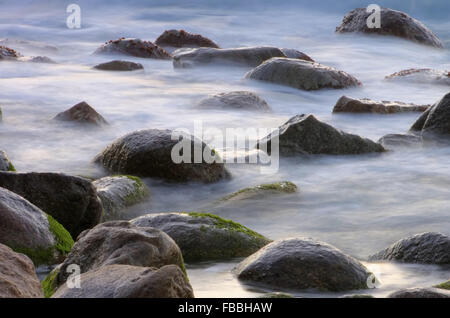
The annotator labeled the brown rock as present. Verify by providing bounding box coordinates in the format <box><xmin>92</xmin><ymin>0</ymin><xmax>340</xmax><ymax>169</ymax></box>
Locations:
<box><xmin>0</xmin><ymin>46</ymin><xmax>21</xmax><ymax>60</ymax></box>
<box><xmin>333</xmin><ymin>96</ymin><xmax>430</xmax><ymax>114</ymax></box>
<box><xmin>94</xmin><ymin>38</ymin><xmax>171</xmax><ymax>59</ymax></box>
<box><xmin>385</xmin><ymin>68</ymin><xmax>450</xmax><ymax>86</ymax></box>
<box><xmin>155</xmin><ymin>29</ymin><xmax>219</xmax><ymax>49</ymax></box>
<box><xmin>53</xmin><ymin>101</ymin><xmax>108</xmax><ymax>126</ymax></box>
<box><xmin>93</xmin><ymin>60</ymin><xmax>143</xmax><ymax>71</ymax></box>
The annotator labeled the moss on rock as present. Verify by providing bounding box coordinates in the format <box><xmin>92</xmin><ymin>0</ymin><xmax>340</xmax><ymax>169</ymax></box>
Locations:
<box><xmin>120</xmin><ymin>175</ymin><xmax>149</xmax><ymax>205</ymax></box>
<box><xmin>221</xmin><ymin>181</ymin><xmax>297</xmax><ymax>201</ymax></box>
<box><xmin>7</xmin><ymin>162</ymin><xmax>16</xmax><ymax>172</ymax></box>
<box><xmin>47</xmin><ymin>214</ymin><xmax>74</xmax><ymax>255</ymax></box>
<box><xmin>42</xmin><ymin>267</ymin><xmax>59</xmax><ymax>298</ymax></box>
<box><xmin>434</xmin><ymin>280</ymin><xmax>450</xmax><ymax>290</ymax></box>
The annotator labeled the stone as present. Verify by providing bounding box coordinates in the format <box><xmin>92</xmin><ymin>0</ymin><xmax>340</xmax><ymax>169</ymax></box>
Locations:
<box><xmin>155</xmin><ymin>29</ymin><xmax>219</xmax><ymax>49</ymax></box>
<box><xmin>0</xmin><ymin>150</ymin><xmax>15</xmax><ymax>172</ymax></box>
<box><xmin>333</xmin><ymin>96</ymin><xmax>429</xmax><ymax>114</ymax></box>
<box><xmin>197</xmin><ymin>91</ymin><xmax>271</xmax><ymax>112</ymax></box>
<box><xmin>0</xmin><ymin>46</ymin><xmax>21</xmax><ymax>60</ymax></box>
<box><xmin>18</xmin><ymin>56</ymin><xmax>56</xmax><ymax>63</ymax></box>
<box><xmin>388</xmin><ymin>288</ymin><xmax>450</xmax><ymax>298</ymax></box>
<box><xmin>280</xmin><ymin>48</ymin><xmax>314</xmax><ymax>62</ymax></box>
<box><xmin>94</xmin><ymin>38</ymin><xmax>171</xmax><ymax>59</ymax></box>
<box><xmin>93</xmin><ymin>60</ymin><xmax>143</xmax><ymax>71</ymax></box>
<box><xmin>220</xmin><ymin>181</ymin><xmax>298</xmax><ymax>202</ymax></box>
<box><xmin>386</xmin><ymin>69</ymin><xmax>450</xmax><ymax>86</ymax></box>
<box><xmin>53</xmin><ymin>101</ymin><xmax>108</xmax><ymax>126</ymax></box>
<box><xmin>378</xmin><ymin>134</ymin><xmax>423</xmax><ymax>148</ymax></box>
<box><xmin>409</xmin><ymin>92</ymin><xmax>450</xmax><ymax>137</ymax></box>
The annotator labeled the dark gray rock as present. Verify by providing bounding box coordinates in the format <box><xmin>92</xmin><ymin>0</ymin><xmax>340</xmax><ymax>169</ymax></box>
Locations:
<box><xmin>0</xmin><ymin>150</ymin><xmax>15</xmax><ymax>171</ymax></box>
<box><xmin>197</xmin><ymin>91</ymin><xmax>271</xmax><ymax>112</ymax></box>
<box><xmin>388</xmin><ymin>288</ymin><xmax>450</xmax><ymax>298</ymax></box>
<box><xmin>155</xmin><ymin>29</ymin><xmax>219</xmax><ymax>49</ymax></box>
<box><xmin>257</xmin><ymin>114</ymin><xmax>385</xmax><ymax>156</ymax></box>
<box><xmin>369</xmin><ymin>232</ymin><xmax>450</xmax><ymax>264</ymax></box>
<box><xmin>386</xmin><ymin>69</ymin><xmax>450</xmax><ymax>86</ymax></box>
<box><xmin>333</xmin><ymin>96</ymin><xmax>429</xmax><ymax>114</ymax></box>
<box><xmin>409</xmin><ymin>92</ymin><xmax>450</xmax><ymax>137</ymax></box>
<box><xmin>93</xmin><ymin>60</ymin><xmax>143</xmax><ymax>71</ymax></box>
<box><xmin>53</xmin><ymin>101</ymin><xmax>108</xmax><ymax>126</ymax></box>
<box><xmin>0</xmin><ymin>172</ymin><xmax>103</xmax><ymax>238</ymax></box>
<box><xmin>94</xmin><ymin>38</ymin><xmax>171</xmax><ymax>59</ymax></box>
<box><xmin>335</xmin><ymin>8</ymin><xmax>443</xmax><ymax>48</ymax></box>
<box><xmin>378</xmin><ymin>134</ymin><xmax>423</xmax><ymax>148</ymax></box>
<box><xmin>235</xmin><ymin>238</ymin><xmax>372</xmax><ymax>291</ymax></box>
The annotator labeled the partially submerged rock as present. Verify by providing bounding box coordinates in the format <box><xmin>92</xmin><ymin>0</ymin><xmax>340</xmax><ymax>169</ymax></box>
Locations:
<box><xmin>386</xmin><ymin>69</ymin><xmax>450</xmax><ymax>86</ymax></box>
<box><xmin>333</xmin><ymin>96</ymin><xmax>429</xmax><ymax>114</ymax></box>
<box><xmin>93</xmin><ymin>60</ymin><xmax>143</xmax><ymax>71</ymax></box>
<box><xmin>0</xmin><ymin>150</ymin><xmax>16</xmax><ymax>172</ymax></box>
<box><xmin>131</xmin><ymin>212</ymin><xmax>271</xmax><ymax>262</ymax></box>
<box><xmin>378</xmin><ymin>134</ymin><xmax>422</xmax><ymax>148</ymax></box>
<box><xmin>93</xmin><ymin>175</ymin><xmax>149</xmax><ymax>221</ymax></box>
<box><xmin>369</xmin><ymin>232</ymin><xmax>450</xmax><ymax>264</ymax></box>
<box><xmin>0</xmin><ymin>46</ymin><xmax>21</xmax><ymax>60</ymax></box>
<box><xmin>409</xmin><ymin>92</ymin><xmax>450</xmax><ymax>137</ymax></box>
<box><xmin>280</xmin><ymin>48</ymin><xmax>314</xmax><ymax>62</ymax></box>
<box><xmin>93</xmin><ymin>129</ymin><xmax>229</xmax><ymax>183</ymax></box>
<box><xmin>245</xmin><ymin>58</ymin><xmax>361</xmax><ymax>91</ymax></box>
<box><xmin>0</xmin><ymin>187</ymin><xmax>74</xmax><ymax>265</ymax></box>
<box><xmin>0</xmin><ymin>172</ymin><xmax>103</xmax><ymax>238</ymax></box>
<box><xmin>235</xmin><ymin>238</ymin><xmax>372</xmax><ymax>291</ymax></box>
<box><xmin>197</xmin><ymin>91</ymin><xmax>271</xmax><ymax>112</ymax></box>
<box><xmin>0</xmin><ymin>243</ymin><xmax>44</xmax><ymax>298</ymax></box>
<box><xmin>94</xmin><ymin>38</ymin><xmax>171</xmax><ymax>59</ymax></box>
<box><xmin>220</xmin><ymin>181</ymin><xmax>298</xmax><ymax>202</ymax></box>
<box><xmin>52</xmin><ymin>264</ymin><xmax>194</xmax><ymax>298</ymax></box>
<box><xmin>18</xmin><ymin>56</ymin><xmax>56</xmax><ymax>63</ymax></box>
<box><xmin>155</xmin><ymin>29</ymin><xmax>219</xmax><ymax>49</ymax></box>
<box><xmin>388</xmin><ymin>288</ymin><xmax>450</xmax><ymax>298</ymax></box>
<box><xmin>257</xmin><ymin>114</ymin><xmax>385</xmax><ymax>156</ymax></box>
<box><xmin>53</xmin><ymin>101</ymin><xmax>108</xmax><ymax>126</ymax></box>
<box><xmin>335</xmin><ymin>8</ymin><xmax>443</xmax><ymax>48</ymax></box>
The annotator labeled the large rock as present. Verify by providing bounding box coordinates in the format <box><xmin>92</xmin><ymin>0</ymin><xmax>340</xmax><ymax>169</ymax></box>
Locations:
<box><xmin>335</xmin><ymin>8</ymin><xmax>443</xmax><ymax>48</ymax></box>
<box><xmin>0</xmin><ymin>46</ymin><xmax>21</xmax><ymax>60</ymax></box>
<box><xmin>93</xmin><ymin>175</ymin><xmax>149</xmax><ymax>221</ymax></box>
<box><xmin>155</xmin><ymin>29</ymin><xmax>219</xmax><ymax>50</ymax></box>
<box><xmin>0</xmin><ymin>172</ymin><xmax>103</xmax><ymax>238</ymax></box>
<box><xmin>388</xmin><ymin>288</ymin><xmax>450</xmax><ymax>298</ymax></box>
<box><xmin>245</xmin><ymin>58</ymin><xmax>361</xmax><ymax>91</ymax></box>
<box><xmin>172</xmin><ymin>46</ymin><xmax>287</xmax><ymax>68</ymax></box>
<box><xmin>257</xmin><ymin>114</ymin><xmax>385</xmax><ymax>156</ymax></box>
<box><xmin>0</xmin><ymin>187</ymin><xmax>73</xmax><ymax>265</ymax></box>
<box><xmin>93</xmin><ymin>60</ymin><xmax>143</xmax><ymax>71</ymax></box>
<box><xmin>369</xmin><ymin>232</ymin><xmax>450</xmax><ymax>264</ymax></box>
<box><xmin>53</xmin><ymin>101</ymin><xmax>108</xmax><ymax>126</ymax></box>
<box><xmin>235</xmin><ymin>238</ymin><xmax>372</xmax><ymax>291</ymax></box>
<box><xmin>52</xmin><ymin>264</ymin><xmax>193</xmax><ymax>298</ymax></box>
<box><xmin>385</xmin><ymin>69</ymin><xmax>450</xmax><ymax>86</ymax></box>
<box><xmin>333</xmin><ymin>96</ymin><xmax>429</xmax><ymax>114</ymax></box>
<box><xmin>0</xmin><ymin>150</ymin><xmax>15</xmax><ymax>172</ymax></box>
<box><xmin>93</xmin><ymin>129</ymin><xmax>229</xmax><ymax>183</ymax></box>
<box><xmin>409</xmin><ymin>92</ymin><xmax>450</xmax><ymax>137</ymax></box>
<box><xmin>94</xmin><ymin>38</ymin><xmax>171</xmax><ymax>59</ymax></box>
<box><xmin>0</xmin><ymin>243</ymin><xmax>44</xmax><ymax>298</ymax></box>
<box><xmin>54</xmin><ymin>221</ymin><xmax>185</xmax><ymax>287</ymax></box>
<box><xmin>197</xmin><ymin>91</ymin><xmax>271</xmax><ymax>112</ymax></box>
<box><xmin>131</xmin><ymin>212</ymin><xmax>271</xmax><ymax>262</ymax></box>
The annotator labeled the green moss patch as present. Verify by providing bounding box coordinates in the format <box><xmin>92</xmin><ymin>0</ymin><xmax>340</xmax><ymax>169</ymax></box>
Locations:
<box><xmin>47</xmin><ymin>214</ymin><xmax>74</xmax><ymax>255</ymax></box>
<box><xmin>434</xmin><ymin>280</ymin><xmax>450</xmax><ymax>290</ymax></box>
<box><xmin>12</xmin><ymin>245</ymin><xmax>55</xmax><ymax>267</ymax></box>
<box><xmin>42</xmin><ymin>268</ymin><xmax>59</xmax><ymax>298</ymax></box>
<box><xmin>7</xmin><ymin>162</ymin><xmax>16</xmax><ymax>172</ymax></box>
<box><xmin>115</xmin><ymin>175</ymin><xmax>149</xmax><ymax>205</ymax></box>
<box><xmin>221</xmin><ymin>181</ymin><xmax>297</xmax><ymax>201</ymax></box>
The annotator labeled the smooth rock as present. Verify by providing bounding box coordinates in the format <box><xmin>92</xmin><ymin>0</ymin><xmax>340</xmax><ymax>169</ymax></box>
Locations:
<box><xmin>197</xmin><ymin>91</ymin><xmax>271</xmax><ymax>112</ymax></box>
<box><xmin>333</xmin><ymin>96</ymin><xmax>429</xmax><ymax>114</ymax></box>
<box><xmin>280</xmin><ymin>48</ymin><xmax>314</xmax><ymax>62</ymax></box>
<box><xmin>155</xmin><ymin>29</ymin><xmax>219</xmax><ymax>49</ymax></box>
<box><xmin>0</xmin><ymin>150</ymin><xmax>15</xmax><ymax>172</ymax></box>
<box><xmin>388</xmin><ymin>288</ymin><xmax>450</xmax><ymax>298</ymax></box>
<box><xmin>93</xmin><ymin>60</ymin><xmax>143</xmax><ymax>71</ymax></box>
<box><xmin>409</xmin><ymin>92</ymin><xmax>450</xmax><ymax>137</ymax></box>
<box><xmin>53</xmin><ymin>101</ymin><xmax>108</xmax><ymax>126</ymax></box>
<box><xmin>220</xmin><ymin>181</ymin><xmax>298</xmax><ymax>202</ymax></box>
<box><xmin>94</xmin><ymin>38</ymin><xmax>171</xmax><ymax>59</ymax></box>
<box><xmin>386</xmin><ymin>69</ymin><xmax>450</xmax><ymax>86</ymax></box>
<box><xmin>378</xmin><ymin>134</ymin><xmax>422</xmax><ymax>148</ymax></box>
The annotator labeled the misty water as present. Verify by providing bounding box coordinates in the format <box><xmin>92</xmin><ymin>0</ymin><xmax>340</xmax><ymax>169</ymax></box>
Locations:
<box><xmin>1</xmin><ymin>0</ymin><xmax>449</xmax><ymax>297</ymax></box>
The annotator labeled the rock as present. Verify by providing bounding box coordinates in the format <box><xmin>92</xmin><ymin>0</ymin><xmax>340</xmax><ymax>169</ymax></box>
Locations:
<box><xmin>434</xmin><ymin>280</ymin><xmax>450</xmax><ymax>290</ymax></box>
<box><xmin>0</xmin><ymin>243</ymin><xmax>44</xmax><ymax>298</ymax></box>
<box><xmin>93</xmin><ymin>129</ymin><xmax>229</xmax><ymax>183</ymax></box>
<box><xmin>235</xmin><ymin>238</ymin><xmax>372</xmax><ymax>291</ymax></box>
<box><xmin>0</xmin><ymin>106</ymin><xmax>2</xmax><ymax>121</ymax></box>
<box><xmin>258</xmin><ymin>292</ymin><xmax>294</xmax><ymax>298</ymax></box>
<box><xmin>257</xmin><ymin>114</ymin><xmax>385</xmax><ymax>156</ymax></box>
<box><xmin>173</xmin><ymin>46</ymin><xmax>287</xmax><ymax>68</ymax></box>
<box><xmin>368</xmin><ymin>232</ymin><xmax>450</xmax><ymax>264</ymax></box>
<box><xmin>94</xmin><ymin>38</ymin><xmax>171</xmax><ymax>59</ymax></box>
<box><xmin>333</xmin><ymin>96</ymin><xmax>429</xmax><ymax>114</ymax></box>
<box><xmin>386</xmin><ymin>69</ymin><xmax>450</xmax><ymax>86</ymax></box>
<box><xmin>0</xmin><ymin>172</ymin><xmax>103</xmax><ymax>238</ymax></box>
<box><xmin>280</xmin><ymin>48</ymin><xmax>314</xmax><ymax>62</ymax></box>
<box><xmin>53</xmin><ymin>101</ymin><xmax>108</xmax><ymax>126</ymax></box>
<box><xmin>52</xmin><ymin>264</ymin><xmax>193</xmax><ymax>298</ymax></box>
<box><xmin>220</xmin><ymin>181</ymin><xmax>298</xmax><ymax>202</ymax></box>
<box><xmin>245</xmin><ymin>58</ymin><xmax>361</xmax><ymax>91</ymax></box>
<box><xmin>131</xmin><ymin>212</ymin><xmax>271</xmax><ymax>262</ymax></box>
<box><xmin>155</xmin><ymin>29</ymin><xmax>219</xmax><ymax>49</ymax></box>
<box><xmin>18</xmin><ymin>56</ymin><xmax>56</xmax><ymax>63</ymax></box>
<box><xmin>0</xmin><ymin>46</ymin><xmax>21</xmax><ymax>60</ymax></box>
<box><xmin>340</xmin><ymin>294</ymin><xmax>375</xmax><ymax>298</ymax></box>
<box><xmin>409</xmin><ymin>92</ymin><xmax>450</xmax><ymax>137</ymax></box>
<box><xmin>335</xmin><ymin>8</ymin><xmax>443</xmax><ymax>48</ymax></box>
<box><xmin>0</xmin><ymin>150</ymin><xmax>16</xmax><ymax>172</ymax></box>
<box><xmin>197</xmin><ymin>91</ymin><xmax>271</xmax><ymax>112</ymax></box>
<box><xmin>388</xmin><ymin>288</ymin><xmax>450</xmax><ymax>298</ymax></box>
<box><xmin>93</xmin><ymin>60</ymin><xmax>143</xmax><ymax>71</ymax></box>
<box><xmin>54</xmin><ymin>221</ymin><xmax>185</xmax><ymax>287</ymax></box>
<box><xmin>93</xmin><ymin>175</ymin><xmax>149</xmax><ymax>221</ymax></box>
<box><xmin>0</xmin><ymin>187</ymin><xmax>74</xmax><ymax>265</ymax></box>
<box><xmin>378</xmin><ymin>134</ymin><xmax>422</xmax><ymax>148</ymax></box>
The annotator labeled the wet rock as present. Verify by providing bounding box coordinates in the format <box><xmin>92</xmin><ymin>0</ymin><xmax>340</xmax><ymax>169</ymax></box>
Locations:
<box><xmin>197</xmin><ymin>91</ymin><xmax>271</xmax><ymax>112</ymax></box>
<box><xmin>333</xmin><ymin>96</ymin><xmax>429</xmax><ymax>114</ymax></box>
<box><xmin>0</xmin><ymin>243</ymin><xmax>44</xmax><ymax>298</ymax></box>
<box><xmin>173</xmin><ymin>46</ymin><xmax>287</xmax><ymax>68</ymax></box>
<box><xmin>0</xmin><ymin>46</ymin><xmax>21</xmax><ymax>60</ymax></box>
<box><xmin>52</xmin><ymin>264</ymin><xmax>193</xmax><ymax>298</ymax></box>
<box><xmin>257</xmin><ymin>114</ymin><xmax>385</xmax><ymax>156</ymax></box>
<box><xmin>335</xmin><ymin>8</ymin><xmax>443</xmax><ymax>48</ymax></box>
<box><xmin>220</xmin><ymin>181</ymin><xmax>298</xmax><ymax>202</ymax></box>
<box><xmin>0</xmin><ymin>172</ymin><xmax>103</xmax><ymax>238</ymax></box>
<box><xmin>93</xmin><ymin>175</ymin><xmax>149</xmax><ymax>221</ymax></box>
<box><xmin>155</xmin><ymin>29</ymin><xmax>219</xmax><ymax>50</ymax></box>
<box><xmin>368</xmin><ymin>232</ymin><xmax>450</xmax><ymax>264</ymax></box>
<box><xmin>93</xmin><ymin>60</ymin><xmax>143</xmax><ymax>71</ymax></box>
<box><xmin>131</xmin><ymin>212</ymin><xmax>271</xmax><ymax>262</ymax></box>
<box><xmin>0</xmin><ymin>150</ymin><xmax>16</xmax><ymax>172</ymax></box>
<box><xmin>409</xmin><ymin>92</ymin><xmax>450</xmax><ymax>137</ymax></box>
<box><xmin>0</xmin><ymin>187</ymin><xmax>73</xmax><ymax>266</ymax></box>
<box><xmin>94</xmin><ymin>38</ymin><xmax>171</xmax><ymax>59</ymax></box>
<box><xmin>235</xmin><ymin>237</ymin><xmax>372</xmax><ymax>291</ymax></box>
<box><xmin>388</xmin><ymin>288</ymin><xmax>450</xmax><ymax>298</ymax></box>
<box><xmin>18</xmin><ymin>56</ymin><xmax>56</xmax><ymax>63</ymax></box>
<box><xmin>280</xmin><ymin>48</ymin><xmax>314</xmax><ymax>62</ymax></box>
<box><xmin>93</xmin><ymin>129</ymin><xmax>229</xmax><ymax>183</ymax></box>
<box><xmin>385</xmin><ymin>69</ymin><xmax>450</xmax><ymax>86</ymax></box>
<box><xmin>53</xmin><ymin>101</ymin><xmax>108</xmax><ymax>126</ymax></box>
<box><xmin>378</xmin><ymin>134</ymin><xmax>422</xmax><ymax>148</ymax></box>
<box><xmin>245</xmin><ymin>58</ymin><xmax>361</xmax><ymax>91</ymax></box>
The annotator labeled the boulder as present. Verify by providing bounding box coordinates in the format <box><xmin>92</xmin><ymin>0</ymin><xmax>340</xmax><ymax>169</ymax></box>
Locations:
<box><xmin>368</xmin><ymin>232</ymin><xmax>450</xmax><ymax>264</ymax></box>
<box><xmin>385</xmin><ymin>69</ymin><xmax>450</xmax><ymax>86</ymax></box>
<box><xmin>93</xmin><ymin>175</ymin><xmax>149</xmax><ymax>221</ymax></box>
<box><xmin>245</xmin><ymin>58</ymin><xmax>361</xmax><ymax>91</ymax></box>
<box><xmin>0</xmin><ymin>187</ymin><xmax>74</xmax><ymax>265</ymax></box>
<box><xmin>52</xmin><ymin>264</ymin><xmax>193</xmax><ymax>298</ymax></box>
<box><xmin>220</xmin><ymin>181</ymin><xmax>298</xmax><ymax>202</ymax></box>
<box><xmin>93</xmin><ymin>60</ymin><xmax>143</xmax><ymax>71</ymax></box>
<box><xmin>131</xmin><ymin>212</ymin><xmax>271</xmax><ymax>262</ymax></box>
<box><xmin>93</xmin><ymin>129</ymin><xmax>229</xmax><ymax>183</ymax></box>
<box><xmin>335</xmin><ymin>8</ymin><xmax>443</xmax><ymax>48</ymax></box>
<box><xmin>0</xmin><ymin>46</ymin><xmax>21</xmax><ymax>60</ymax></box>
<box><xmin>155</xmin><ymin>29</ymin><xmax>219</xmax><ymax>49</ymax></box>
<box><xmin>172</xmin><ymin>46</ymin><xmax>287</xmax><ymax>68</ymax></box>
<box><xmin>388</xmin><ymin>288</ymin><xmax>450</xmax><ymax>298</ymax></box>
<box><xmin>409</xmin><ymin>92</ymin><xmax>450</xmax><ymax>137</ymax></box>
<box><xmin>280</xmin><ymin>48</ymin><xmax>314</xmax><ymax>62</ymax></box>
<box><xmin>197</xmin><ymin>91</ymin><xmax>271</xmax><ymax>112</ymax></box>
<box><xmin>378</xmin><ymin>134</ymin><xmax>422</xmax><ymax>148</ymax></box>
<box><xmin>257</xmin><ymin>114</ymin><xmax>385</xmax><ymax>156</ymax></box>
<box><xmin>53</xmin><ymin>101</ymin><xmax>108</xmax><ymax>126</ymax></box>
<box><xmin>94</xmin><ymin>38</ymin><xmax>171</xmax><ymax>59</ymax></box>
<box><xmin>333</xmin><ymin>96</ymin><xmax>429</xmax><ymax>114</ymax></box>
<box><xmin>234</xmin><ymin>238</ymin><xmax>372</xmax><ymax>291</ymax></box>
<box><xmin>0</xmin><ymin>172</ymin><xmax>103</xmax><ymax>238</ymax></box>
<box><xmin>0</xmin><ymin>150</ymin><xmax>16</xmax><ymax>172</ymax></box>
<box><xmin>0</xmin><ymin>243</ymin><xmax>44</xmax><ymax>298</ymax></box>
